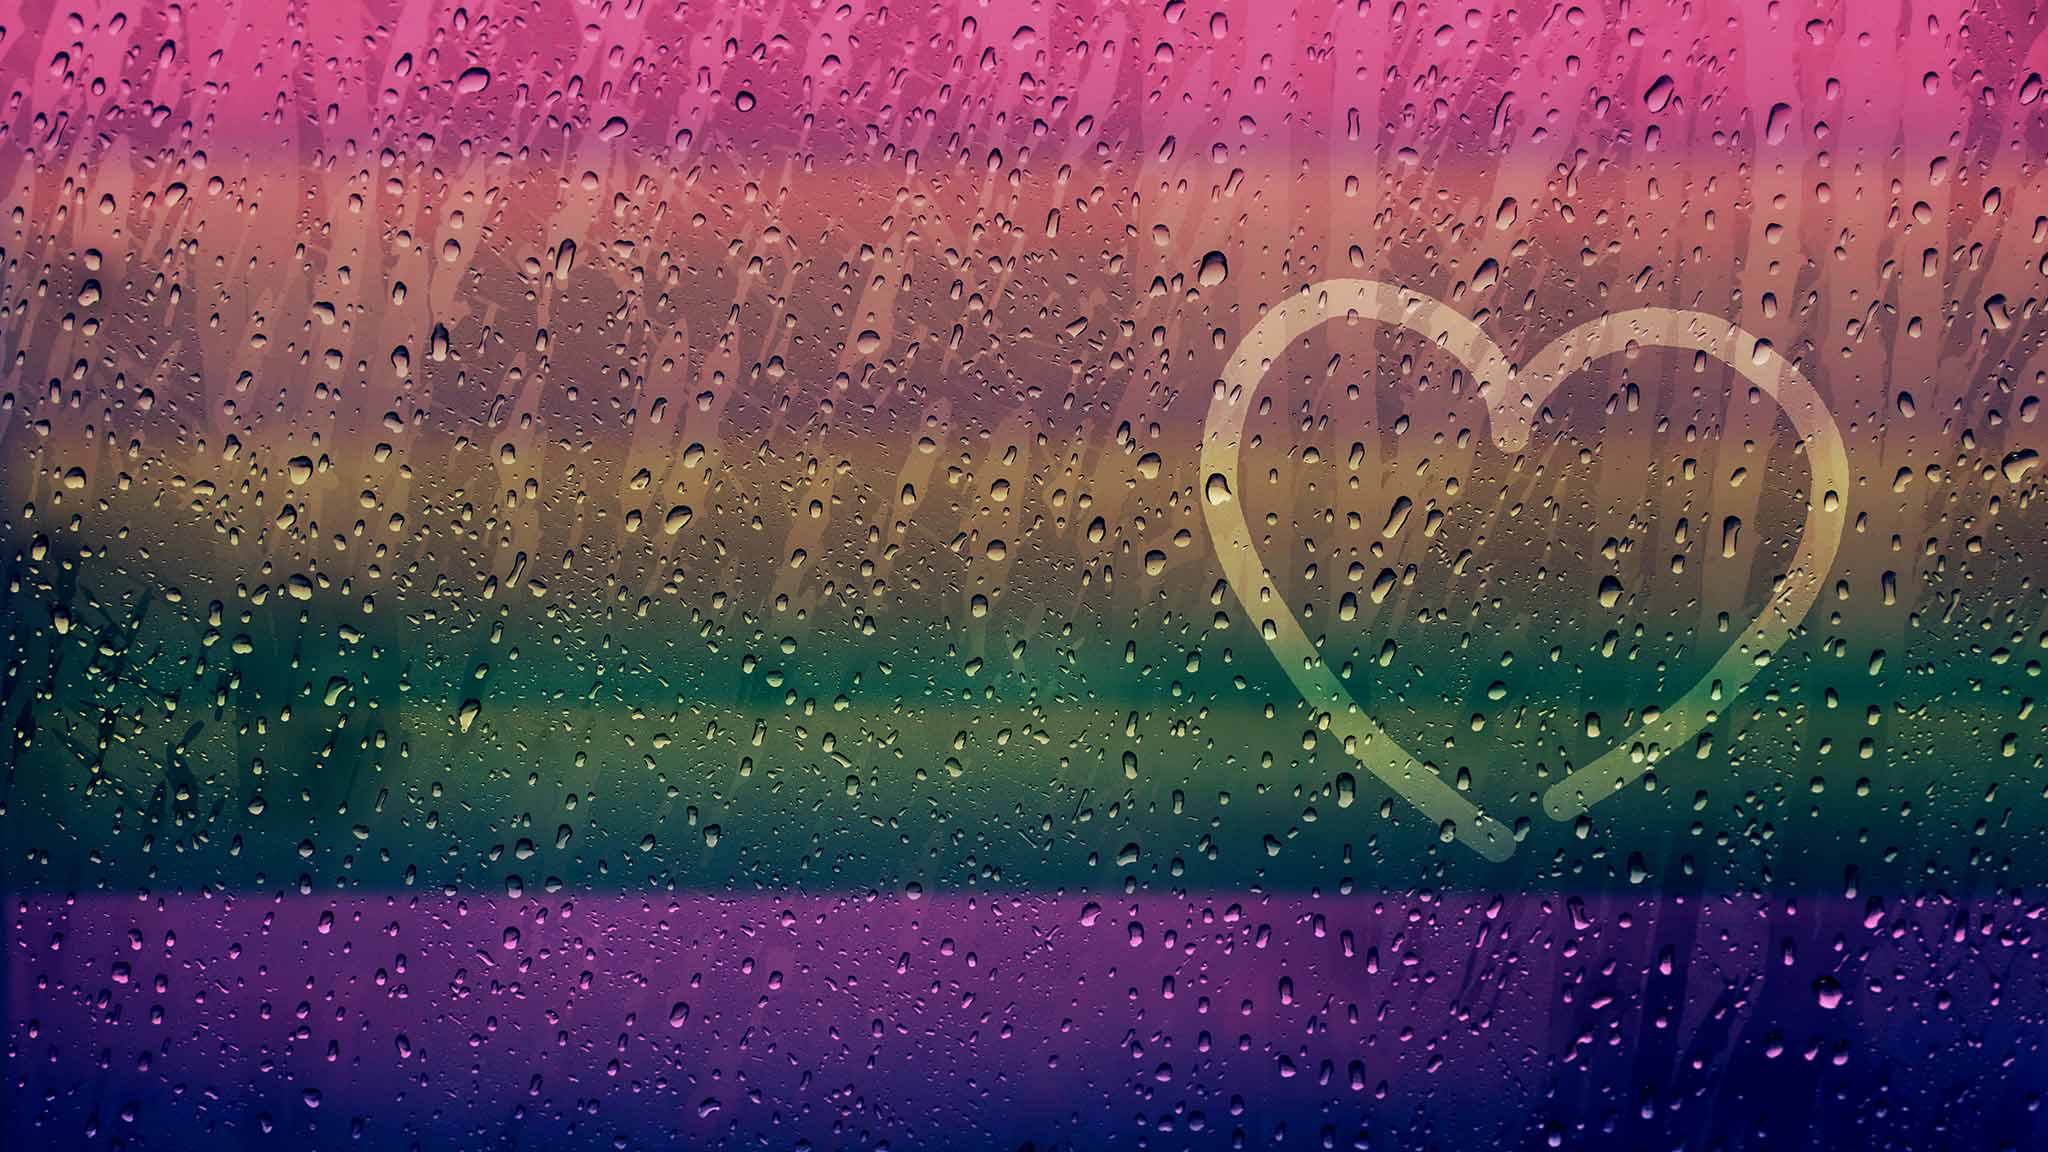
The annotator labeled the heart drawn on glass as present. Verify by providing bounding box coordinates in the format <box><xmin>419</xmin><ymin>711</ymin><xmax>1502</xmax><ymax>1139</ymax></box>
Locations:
<box><xmin>1200</xmin><ymin>281</ymin><xmax>1849</xmax><ymax>861</ymax></box>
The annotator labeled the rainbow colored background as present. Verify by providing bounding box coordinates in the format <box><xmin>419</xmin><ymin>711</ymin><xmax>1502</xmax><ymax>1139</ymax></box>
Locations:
<box><xmin>3</xmin><ymin>0</ymin><xmax>2046</xmax><ymax>1147</ymax></box>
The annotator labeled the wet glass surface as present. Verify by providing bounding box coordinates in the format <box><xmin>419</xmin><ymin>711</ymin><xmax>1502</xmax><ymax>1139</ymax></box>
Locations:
<box><xmin>2</xmin><ymin>2</ymin><xmax>2045</xmax><ymax>1148</ymax></box>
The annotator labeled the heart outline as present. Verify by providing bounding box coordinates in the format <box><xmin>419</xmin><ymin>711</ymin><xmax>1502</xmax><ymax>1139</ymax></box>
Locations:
<box><xmin>1200</xmin><ymin>280</ymin><xmax>1848</xmax><ymax>861</ymax></box>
